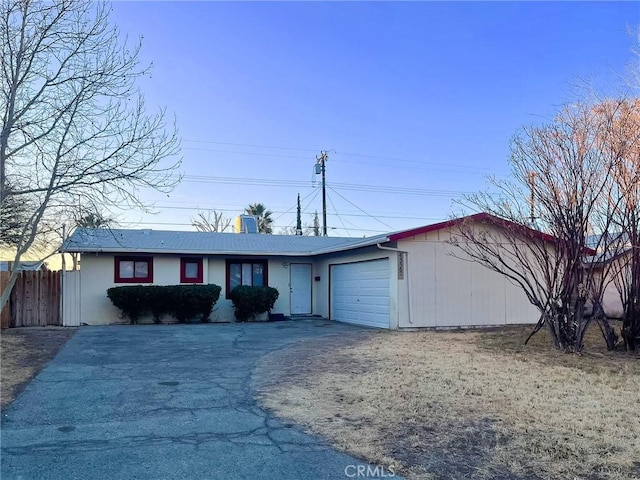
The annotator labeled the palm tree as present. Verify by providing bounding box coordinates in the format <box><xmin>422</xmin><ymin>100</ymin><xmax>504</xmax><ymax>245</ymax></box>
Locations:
<box><xmin>245</xmin><ymin>203</ymin><xmax>273</xmax><ymax>234</ymax></box>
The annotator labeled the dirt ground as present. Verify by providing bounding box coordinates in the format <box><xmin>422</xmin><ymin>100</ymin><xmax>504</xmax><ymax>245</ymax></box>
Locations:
<box><xmin>256</xmin><ymin>325</ymin><xmax>640</xmax><ymax>480</ymax></box>
<box><xmin>1</xmin><ymin>327</ymin><xmax>77</xmax><ymax>411</ymax></box>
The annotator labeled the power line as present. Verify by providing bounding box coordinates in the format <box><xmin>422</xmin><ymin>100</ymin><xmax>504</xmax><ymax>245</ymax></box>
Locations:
<box><xmin>279</xmin><ymin>188</ymin><xmax>321</xmax><ymax>232</ymax></box>
<box><xmin>326</xmin><ymin>185</ymin><xmax>395</xmax><ymax>231</ymax></box>
<box><xmin>181</xmin><ymin>146</ymin><xmax>503</xmax><ymax>174</ymax></box>
<box><xmin>180</xmin><ymin>139</ymin><xmax>503</xmax><ymax>173</ymax></box>
<box><xmin>180</xmin><ymin>175</ymin><xmax>306</xmax><ymax>187</ymax></box>
<box><xmin>327</xmin><ymin>181</ymin><xmax>467</xmax><ymax>196</ymax></box>
<box><xmin>272</xmin><ymin>187</ymin><xmax>319</xmax><ymax>222</ymax></box>
<box><xmin>182</xmin><ymin>139</ymin><xmax>320</xmax><ymax>153</ymax></box>
<box><xmin>338</xmin><ymin>150</ymin><xmax>485</xmax><ymax>170</ymax></box>
<box><xmin>177</xmin><ymin>174</ymin><xmax>475</xmax><ymax>197</ymax></box>
<box><xmin>115</xmin><ymin>220</ymin><xmax>390</xmax><ymax>234</ymax></box>
<box><xmin>182</xmin><ymin>147</ymin><xmax>310</xmax><ymax>160</ymax></box>
<box><xmin>335</xmin><ymin>157</ymin><xmax>503</xmax><ymax>174</ymax></box>
<box><xmin>326</xmin><ymin>188</ymin><xmax>354</xmax><ymax>237</ymax></box>
<box><xmin>149</xmin><ymin>201</ymin><xmax>445</xmax><ymax>222</ymax></box>
<box><xmin>300</xmin><ymin>189</ymin><xmax>321</xmax><ymax>218</ymax></box>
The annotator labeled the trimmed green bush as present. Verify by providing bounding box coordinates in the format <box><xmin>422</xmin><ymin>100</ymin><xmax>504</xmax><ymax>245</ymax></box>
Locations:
<box><xmin>106</xmin><ymin>285</ymin><xmax>147</xmax><ymax>323</ymax></box>
<box><xmin>228</xmin><ymin>285</ymin><xmax>279</xmax><ymax>322</ymax></box>
<box><xmin>147</xmin><ymin>286</ymin><xmax>170</xmax><ymax>323</ymax></box>
<box><xmin>165</xmin><ymin>285</ymin><xmax>222</xmax><ymax>323</ymax></box>
<box><xmin>107</xmin><ymin>284</ymin><xmax>222</xmax><ymax>324</ymax></box>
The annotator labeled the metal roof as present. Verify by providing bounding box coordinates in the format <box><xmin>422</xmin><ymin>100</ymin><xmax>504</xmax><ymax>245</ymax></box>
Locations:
<box><xmin>0</xmin><ymin>260</ymin><xmax>46</xmax><ymax>271</ymax></box>
<box><xmin>61</xmin><ymin>228</ymin><xmax>392</xmax><ymax>256</ymax></box>
<box><xmin>389</xmin><ymin>212</ymin><xmax>560</xmax><ymax>245</ymax></box>
<box><xmin>62</xmin><ymin>213</ymin><xmax>568</xmax><ymax>257</ymax></box>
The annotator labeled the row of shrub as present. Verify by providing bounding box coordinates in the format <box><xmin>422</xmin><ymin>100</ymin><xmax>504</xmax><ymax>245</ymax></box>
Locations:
<box><xmin>107</xmin><ymin>284</ymin><xmax>279</xmax><ymax>324</ymax></box>
<box><xmin>107</xmin><ymin>284</ymin><xmax>222</xmax><ymax>324</ymax></box>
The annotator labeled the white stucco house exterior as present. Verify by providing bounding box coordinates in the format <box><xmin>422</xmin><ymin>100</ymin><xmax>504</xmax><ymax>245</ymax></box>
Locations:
<box><xmin>60</xmin><ymin>213</ymin><xmax>541</xmax><ymax>328</ymax></box>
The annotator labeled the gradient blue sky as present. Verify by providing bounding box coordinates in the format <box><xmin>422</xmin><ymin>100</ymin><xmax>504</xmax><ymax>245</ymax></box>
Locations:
<box><xmin>109</xmin><ymin>1</ymin><xmax>639</xmax><ymax>236</ymax></box>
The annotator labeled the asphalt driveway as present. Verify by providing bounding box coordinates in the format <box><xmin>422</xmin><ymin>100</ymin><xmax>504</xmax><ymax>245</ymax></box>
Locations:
<box><xmin>1</xmin><ymin>319</ymin><xmax>389</xmax><ymax>480</ymax></box>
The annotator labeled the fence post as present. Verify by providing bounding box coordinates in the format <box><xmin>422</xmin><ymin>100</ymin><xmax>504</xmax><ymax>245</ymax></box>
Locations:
<box><xmin>0</xmin><ymin>272</ymin><xmax>9</xmax><ymax>328</ymax></box>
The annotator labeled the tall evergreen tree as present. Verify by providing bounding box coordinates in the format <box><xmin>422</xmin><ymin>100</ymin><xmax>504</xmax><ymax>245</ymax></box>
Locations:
<box><xmin>296</xmin><ymin>194</ymin><xmax>302</xmax><ymax>235</ymax></box>
<box><xmin>313</xmin><ymin>211</ymin><xmax>320</xmax><ymax>237</ymax></box>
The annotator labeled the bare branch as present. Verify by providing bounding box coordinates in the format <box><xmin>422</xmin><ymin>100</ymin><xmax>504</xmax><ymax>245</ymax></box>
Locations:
<box><xmin>453</xmin><ymin>100</ymin><xmax>636</xmax><ymax>352</ymax></box>
<box><xmin>191</xmin><ymin>211</ymin><xmax>232</xmax><ymax>233</ymax></box>
<box><xmin>0</xmin><ymin>0</ymin><xmax>181</xmax><ymax>310</ymax></box>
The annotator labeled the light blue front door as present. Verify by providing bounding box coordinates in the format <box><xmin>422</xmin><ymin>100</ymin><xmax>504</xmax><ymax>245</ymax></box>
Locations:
<box><xmin>290</xmin><ymin>263</ymin><xmax>312</xmax><ymax>315</ymax></box>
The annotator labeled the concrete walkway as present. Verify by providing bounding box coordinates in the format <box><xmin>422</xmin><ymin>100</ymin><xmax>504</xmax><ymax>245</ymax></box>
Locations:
<box><xmin>1</xmin><ymin>320</ymin><xmax>389</xmax><ymax>480</ymax></box>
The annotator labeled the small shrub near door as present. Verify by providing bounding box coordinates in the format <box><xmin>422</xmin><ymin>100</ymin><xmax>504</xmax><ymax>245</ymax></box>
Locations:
<box><xmin>228</xmin><ymin>285</ymin><xmax>279</xmax><ymax>322</ymax></box>
<box><xmin>107</xmin><ymin>284</ymin><xmax>222</xmax><ymax>324</ymax></box>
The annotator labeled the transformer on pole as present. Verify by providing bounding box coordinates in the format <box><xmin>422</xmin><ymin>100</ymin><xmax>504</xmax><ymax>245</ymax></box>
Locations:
<box><xmin>315</xmin><ymin>151</ymin><xmax>328</xmax><ymax>236</ymax></box>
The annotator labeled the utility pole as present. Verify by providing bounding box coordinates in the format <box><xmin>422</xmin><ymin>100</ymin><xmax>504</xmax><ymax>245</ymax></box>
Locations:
<box><xmin>315</xmin><ymin>151</ymin><xmax>328</xmax><ymax>236</ymax></box>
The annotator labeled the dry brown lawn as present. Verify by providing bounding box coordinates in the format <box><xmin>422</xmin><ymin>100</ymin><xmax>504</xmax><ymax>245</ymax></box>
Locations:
<box><xmin>1</xmin><ymin>327</ymin><xmax>77</xmax><ymax>411</ymax></box>
<box><xmin>257</xmin><ymin>325</ymin><xmax>640</xmax><ymax>480</ymax></box>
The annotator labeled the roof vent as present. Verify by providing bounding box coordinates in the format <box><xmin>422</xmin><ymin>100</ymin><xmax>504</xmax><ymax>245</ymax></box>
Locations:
<box><xmin>235</xmin><ymin>215</ymin><xmax>259</xmax><ymax>234</ymax></box>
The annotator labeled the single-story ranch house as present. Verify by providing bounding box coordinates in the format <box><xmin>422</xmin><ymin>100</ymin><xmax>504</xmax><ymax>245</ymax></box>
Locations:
<box><xmin>60</xmin><ymin>213</ymin><xmax>540</xmax><ymax>328</ymax></box>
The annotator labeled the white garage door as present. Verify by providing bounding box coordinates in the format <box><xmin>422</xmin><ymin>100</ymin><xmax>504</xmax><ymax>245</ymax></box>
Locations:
<box><xmin>330</xmin><ymin>259</ymin><xmax>390</xmax><ymax>329</ymax></box>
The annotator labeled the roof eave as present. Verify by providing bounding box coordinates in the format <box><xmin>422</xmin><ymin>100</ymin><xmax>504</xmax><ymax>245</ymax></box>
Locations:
<box><xmin>61</xmin><ymin>237</ymin><xmax>393</xmax><ymax>257</ymax></box>
<box><xmin>310</xmin><ymin>237</ymin><xmax>391</xmax><ymax>255</ymax></box>
<box><xmin>61</xmin><ymin>247</ymin><xmax>315</xmax><ymax>256</ymax></box>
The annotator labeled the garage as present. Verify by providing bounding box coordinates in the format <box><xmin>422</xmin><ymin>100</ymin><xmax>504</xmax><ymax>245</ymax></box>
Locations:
<box><xmin>330</xmin><ymin>258</ymin><xmax>390</xmax><ymax>329</ymax></box>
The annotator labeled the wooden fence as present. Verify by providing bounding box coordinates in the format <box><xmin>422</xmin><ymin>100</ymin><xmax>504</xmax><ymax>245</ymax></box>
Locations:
<box><xmin>0</xmin><ymin>270</ymin><xmax>61</xmax><ymax>328</ymax></box>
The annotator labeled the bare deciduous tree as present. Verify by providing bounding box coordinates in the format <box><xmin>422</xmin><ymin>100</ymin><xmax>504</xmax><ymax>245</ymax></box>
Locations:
<box><xmin>0</xmin><ymin>0</ymin><xmax>181</xmax><ymax>310</ymax></box>
<box><xmin>454</xmin><ymin>101</ymin><xmax>629</xmax><ymax>352</ymax></box>
<box><xmin>191</xmin><ymin>211</ymin><xmax>231</xmax><ymax>233</ymax></box>
<box><xmin>278</xmin><ymin>220</ymin><xmax>314</xmax><ymax>236</ymax></box>
<box><xmin>595</xmin><ymin>98</ymin><xmax>640</xmax><ymax>350</ymax></box>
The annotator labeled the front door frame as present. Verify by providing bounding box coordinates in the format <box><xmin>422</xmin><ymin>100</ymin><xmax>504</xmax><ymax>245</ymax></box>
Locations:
<box><xmin>290</xmin><ymin>263</ymin><xmax>312</xmax><ymax>315</ymax></box>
